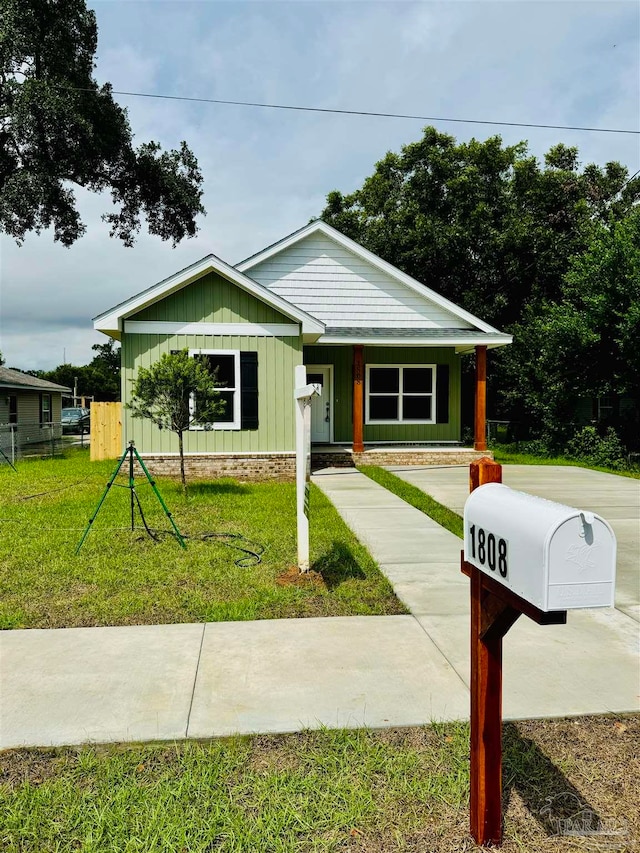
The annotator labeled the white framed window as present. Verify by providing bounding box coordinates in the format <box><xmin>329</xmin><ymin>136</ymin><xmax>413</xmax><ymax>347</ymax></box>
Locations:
<box><xmin>597</xmin><ymin>396</ymin><xmax>614</xmax><ymax>421</ymax></box>
<box><xmin>365</xmin><ymin>364</ymin><xmax>436</xmax><ymax>424</ymax></box>
<box><xmin>188</xmin><ymin>349</ymin><xmax>240</xmax><ymax>430</ymax></box>
<box><xmin>39</xmin><ymin>393</ymin><xmax>52</xmax><ymax>426</ymax></box>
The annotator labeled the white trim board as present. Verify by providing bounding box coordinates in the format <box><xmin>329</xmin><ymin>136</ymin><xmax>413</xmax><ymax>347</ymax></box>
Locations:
<box><xmin>137</xmin><ymin>451</ymin><xmax>296</xmax><ymax>457</ymax></box>
<box><xmin>318</xmin><ymin>334</ymin><xmax>512</xmax><ymax>349</ymax></box>
<box><xmin>126</xmin><ymin>321</ymin><xmax>300</xmax><ymax>337</ymax></box>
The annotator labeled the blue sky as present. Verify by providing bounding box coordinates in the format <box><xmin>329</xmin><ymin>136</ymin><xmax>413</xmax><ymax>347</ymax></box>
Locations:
<box><xmin>1</xmin><ymin>0</ymin><xmax>639</xmax><ymax>369</ymax></box>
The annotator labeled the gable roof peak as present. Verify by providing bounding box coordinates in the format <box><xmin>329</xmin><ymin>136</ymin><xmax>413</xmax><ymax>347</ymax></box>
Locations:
<box><xmin>93</xmin><ymin>251</ymin><xmax>324</xmax><ymax>339</ymax></box>
<box><xmin>237</xmin><ymin>220</ymin><xmax>502</xmax><ymax>336</ymax></box>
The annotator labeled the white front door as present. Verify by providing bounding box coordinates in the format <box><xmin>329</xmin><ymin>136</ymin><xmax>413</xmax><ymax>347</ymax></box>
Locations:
<box><xmin>306</xmin><ymin>366</ymin><xmax>331</xmax><ymax>443</ymax></box>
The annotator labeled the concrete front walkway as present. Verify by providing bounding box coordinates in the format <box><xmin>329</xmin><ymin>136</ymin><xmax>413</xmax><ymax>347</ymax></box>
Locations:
<box><xmin>314</xmin><ymin>468</ymin><xmax>639</xmax><ymax>722</ymax></box>
<box><xmin>1</xmin><ymin>465</ymin><xmax>637</xmax><ymax>750</ymax></box>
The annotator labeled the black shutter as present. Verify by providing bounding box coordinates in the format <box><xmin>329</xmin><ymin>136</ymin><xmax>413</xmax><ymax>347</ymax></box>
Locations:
<box><xmin>436</xmin><ymin>365</ymin><xmax>450</xmax><ymax>424</ymax></box>
<box><xmin>240</xmin><ymin>351</ymin><xmax>259</xmax><ymax>430</ymax></box>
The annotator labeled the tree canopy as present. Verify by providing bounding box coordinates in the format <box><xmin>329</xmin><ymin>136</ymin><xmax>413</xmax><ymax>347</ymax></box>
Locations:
<box><xmin>501</xmin><ymin>207</ymin><xmax>640</xmax><ymax>448</ymax></box>
<box><xmin>321</xmin><ymin>127</ymin><xmax>640</xmax><ymax>451</ymax></box>
<box><xmin>30</xmin><ymin>338</ymin><xmax>121</xmax><ymax>400</ymax></box>
<box><xmin>322</xmin><ymin>128</ymin><xmax>638</xmax><ymax>331</ymax></box>
<box><xmin>0</xmin><ymin>0</ymin><xmax>205</xmax><ymax>246</ymax></box>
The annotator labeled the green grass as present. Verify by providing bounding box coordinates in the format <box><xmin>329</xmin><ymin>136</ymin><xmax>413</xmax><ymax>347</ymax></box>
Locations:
<box><xmin>0</xmin><ymin>449</ymin><xmax>405</xmax><ymax>629</ymax></box>
<box><xmin>357</xmin><ymin>465</ymin><xmax>464</xmax><ymax>539</ymax></box>
<box><xmin>492</xmin><ymin>445</ymin><xmax>640</xmax><ymax>479</ymax></box>
<box><xmin>2</xmin><ymin>715</ymin><xmax>638</xmax><ymax>852</ymax></box>
<box><xmin>0</xmin><ymin>727</ymin><xmax>471</xmax><ymax>853</ymax></box>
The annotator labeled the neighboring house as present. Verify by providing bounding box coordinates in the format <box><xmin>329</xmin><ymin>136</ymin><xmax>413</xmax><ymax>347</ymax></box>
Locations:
<box><xmin>0</xmin><ymin>367</ymin><xmax>71</xmax><ymax>459</ymax></box>
<box><xmin>94</xmin><ymin>221</ymin><xmax>512</xmax><ymax>479</ymax></box>
<box><xmin>0</xmin><ymin>367</ymin><xmax>70</xmax><ymax>426</ymax></box>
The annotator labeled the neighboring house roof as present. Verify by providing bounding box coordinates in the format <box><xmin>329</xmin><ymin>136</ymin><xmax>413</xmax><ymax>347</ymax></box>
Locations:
<box><xmin>93</xmin><ymin>253</ymin><xmax>325</xmax><ymax>340</ymax></box>
<box><xmin>0</xmin><ymin>367</ymin><xmax>71</xmax><ymax>393</ymax></box>
<box><xmin>237</xmin><ymin>220</ymin><xmax>512</xmax><ymax>349</ymax></box>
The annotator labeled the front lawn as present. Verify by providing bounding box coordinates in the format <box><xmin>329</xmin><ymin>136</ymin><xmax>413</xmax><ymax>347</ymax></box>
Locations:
<box><xmin>0</xmin><ymin>450</ymin><xmax>404</xmax><ymax>629</ymax></box>
<box><xmin>492</xmin><ymin>444</ymin><xmax>640</xmax><ymax>479</ymax></box>
<box><xmin>1</xmin><ymin>715</ymin><xmax>638</xmax><ymax>852</ymax></box>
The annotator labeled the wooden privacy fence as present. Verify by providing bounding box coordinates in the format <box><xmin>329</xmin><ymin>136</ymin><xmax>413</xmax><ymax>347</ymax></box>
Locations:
<box><xmin>90</xmin><ymin>402</ymin><xmax>122</xmax><ymax>461</ymax></box>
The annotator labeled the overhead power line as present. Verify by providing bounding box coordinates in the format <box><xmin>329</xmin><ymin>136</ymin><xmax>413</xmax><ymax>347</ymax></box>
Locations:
<box><xmin>69</xmin><ymin>87</ymin><xmax>640</xmax><ymax>135</ymax></box>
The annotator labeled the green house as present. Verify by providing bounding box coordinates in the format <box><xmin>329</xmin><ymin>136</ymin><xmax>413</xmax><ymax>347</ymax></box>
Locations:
<box><xmin>94</xmin><ymin>221</ymin><xmax>511</xmax><ymax>478</ymax></box>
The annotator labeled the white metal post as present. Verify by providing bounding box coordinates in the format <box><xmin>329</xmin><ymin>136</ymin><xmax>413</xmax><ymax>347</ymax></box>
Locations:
<box><xmin>294</xmin><ymin>364</ymin><xmax>321</xmax><ymax>573</ymax></box>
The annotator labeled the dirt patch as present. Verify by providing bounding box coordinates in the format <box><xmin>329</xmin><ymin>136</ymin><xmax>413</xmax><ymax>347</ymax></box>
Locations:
<box><xmin>275</xmin><ymin>565</ymin><xmax>327</xmax><ymax>589</ymax></box>
<box><xmin>0</xmin><ymin>748</ymin><xmax>71</xmax><ymax>787</ymax></box>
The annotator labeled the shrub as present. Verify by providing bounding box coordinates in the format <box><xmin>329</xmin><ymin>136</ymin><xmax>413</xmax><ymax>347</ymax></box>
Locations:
<box><xmin>565</xmin><ymin>426</ymin><xmax>628</xmax><ymax>470</ymax></box>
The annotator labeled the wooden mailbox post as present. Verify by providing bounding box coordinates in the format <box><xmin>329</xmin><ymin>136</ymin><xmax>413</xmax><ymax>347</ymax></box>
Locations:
<box><xmin>462</xmin><ymin>457</ymin><xmax>616</xmax><ymax>846</ymax></box>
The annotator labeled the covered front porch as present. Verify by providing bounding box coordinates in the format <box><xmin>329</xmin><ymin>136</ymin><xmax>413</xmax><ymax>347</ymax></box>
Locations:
<box><xmin>304</xmin><ymin>337</ymin><xmax>493</xmax><ymax>461</ymax></box>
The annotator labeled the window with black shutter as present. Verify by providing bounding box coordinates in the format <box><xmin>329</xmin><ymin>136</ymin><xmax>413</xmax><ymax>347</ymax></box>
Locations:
<box><xmin>187</xmin><ymin>349</ymin><xmax>258</xmax><ymax>430</ymax></box>
<box><xmin>436</xmin><ymin>364</ymin><xmax>450</xmax><ymax>424</ymax></box>
<box><xmin>240</xmin><ymin>351</ymin><xmax>259</xmax><ymax>430</ymax></box>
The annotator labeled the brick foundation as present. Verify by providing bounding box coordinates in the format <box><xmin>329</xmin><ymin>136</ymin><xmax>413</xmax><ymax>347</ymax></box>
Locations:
<box><xmin>139</xmin><ymin>453</ymin><xmax>296</xmax><ymax>482</ymax></box>
<box><xmin>136</xmin><ymin>448</ymin><xmax>493</xmax><ymax>482</ymax></box>
<box><xmin>312</xmin><ymin>448</ymin><xmax>494</xmax><ymax>469</ymax></box>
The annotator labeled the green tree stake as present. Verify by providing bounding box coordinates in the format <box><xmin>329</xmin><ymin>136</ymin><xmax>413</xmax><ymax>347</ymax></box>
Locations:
<box><xmin>75</xmin><ymin>441</ymin><xmax>186</xmax><ymax>553</ymax></box>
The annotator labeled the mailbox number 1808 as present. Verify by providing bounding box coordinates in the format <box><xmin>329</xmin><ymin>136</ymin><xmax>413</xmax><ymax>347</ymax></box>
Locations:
<box><xmin>468</xmin><ymin>525</ymin><xmax>508</xmax><ymax>578</ymax></box>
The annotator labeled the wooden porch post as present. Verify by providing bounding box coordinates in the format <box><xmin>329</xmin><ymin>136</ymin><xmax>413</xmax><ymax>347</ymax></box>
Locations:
<box><xmin>352</xmin><ymin>344</ymin><xmax>364</xmax><ymax>453</ymax></box>
<box><xmin>474</xmin><ymin>345</ymin><xmax>487</xmax><ymax>452</ymax></box>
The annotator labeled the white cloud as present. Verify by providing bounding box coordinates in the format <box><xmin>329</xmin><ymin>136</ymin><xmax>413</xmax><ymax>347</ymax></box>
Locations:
<box><xmin>1</xmin><ymin>0</ymin><xmax>638</xmax><ymax>370</ymax></box>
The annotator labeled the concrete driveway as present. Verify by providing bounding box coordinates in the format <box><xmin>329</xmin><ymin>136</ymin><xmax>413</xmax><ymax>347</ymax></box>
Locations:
<box><xmin>386</xmin><ymin>464</ymin><xmax>640</xmax><ymax>622</ymax></box>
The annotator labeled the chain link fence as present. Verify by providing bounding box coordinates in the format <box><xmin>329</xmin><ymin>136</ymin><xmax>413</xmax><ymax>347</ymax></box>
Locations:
<box><xmin>0</xmin><ymin>421</ymin><xmax>77</xmax><ymax>464</ymax></box>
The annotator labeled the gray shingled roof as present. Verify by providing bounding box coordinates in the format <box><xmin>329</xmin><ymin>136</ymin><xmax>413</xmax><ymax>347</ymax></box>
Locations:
<box><xmin>0</xmin><ymin>367</ymin><xmax>71</xmax><ymax>393</ymax></box>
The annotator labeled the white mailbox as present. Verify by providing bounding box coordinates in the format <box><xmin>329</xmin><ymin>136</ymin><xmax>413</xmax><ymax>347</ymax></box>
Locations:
<box><xmin>463</xmin><ymin>483</ymin><xmax>616</xmax><ymax>611</ymax></box>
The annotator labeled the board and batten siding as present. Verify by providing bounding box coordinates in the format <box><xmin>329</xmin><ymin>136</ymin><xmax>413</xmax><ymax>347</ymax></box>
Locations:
<box><xmin>122</xmin><ymin>272</ymin><xmax>302</xmax><ymax>454</ymax></box>
<box><xmin>130</xmin><ymin>271</ymin><xmax>294</xmax><ymax>325</ymax></box>
<box><xmin>248</xmin><ymin>232</ymin><xmax>471</xmax><ymax>330</ymax></box>
<box><xmin>304</xmin><ymin>345</ymin><xmax>461</xmax><ymax>443</ymax></box>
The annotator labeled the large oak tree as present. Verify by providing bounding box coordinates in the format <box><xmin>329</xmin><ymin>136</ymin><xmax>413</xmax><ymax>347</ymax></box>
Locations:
<box><xmin>322</xmin><ymin>127</ymin><xmax>638</xmax><ymax>331</ymax></box>
<box><xmin>321</xmin><ymin>127</ymin><xmax>639</xmax><ymax>447</ymax></box>
<box><xmin>1</xmin><ymin>0</ymin><xmax>205</xmax><ymax>246</ymax></box>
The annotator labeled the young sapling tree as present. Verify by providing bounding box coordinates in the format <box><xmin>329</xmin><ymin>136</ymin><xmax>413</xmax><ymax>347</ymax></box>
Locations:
<box><xmin>128</xmin><ymin>350</ymin><xmax>225</xmax><ymax>490</ymax></box>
